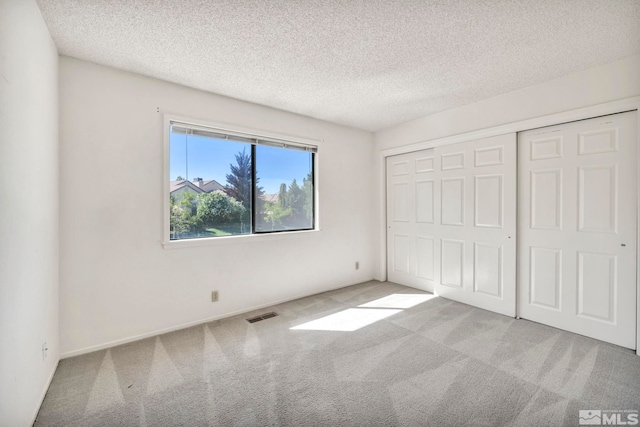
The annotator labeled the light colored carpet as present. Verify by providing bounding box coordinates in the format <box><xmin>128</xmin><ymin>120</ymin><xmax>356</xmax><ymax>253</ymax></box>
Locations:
<box><xmin>35</xmin><ymin>281</ymin><xmax>640</xmax><ymax>426</ymax></box>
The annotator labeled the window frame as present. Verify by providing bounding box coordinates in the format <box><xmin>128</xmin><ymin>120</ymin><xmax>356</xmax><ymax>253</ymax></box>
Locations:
<box><xmin>163</xmin><ymin>114</ymin><xmax>321</xmax><ymax>249</ymax></box>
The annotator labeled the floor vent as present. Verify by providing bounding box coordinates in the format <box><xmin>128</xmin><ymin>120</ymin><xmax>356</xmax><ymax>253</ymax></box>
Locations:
<box><xmin>246</xmin><ymin>312</ymin><xmax>278</xmax><ymax>323</ymax></box>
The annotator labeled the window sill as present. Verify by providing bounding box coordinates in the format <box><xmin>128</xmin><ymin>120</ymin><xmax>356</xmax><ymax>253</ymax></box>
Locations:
<box><xmin>162</xmin><ymin>228</ymin><xmax>322</xmax><ymax>249</ymax></box>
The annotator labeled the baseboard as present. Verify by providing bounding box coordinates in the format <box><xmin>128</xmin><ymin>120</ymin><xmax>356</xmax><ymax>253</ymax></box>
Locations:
<box><xmin>31</xmin><ymin>357</ymin><xmax>59</xmax><ymax>426</ymax></box>
<box><xmin>60</xmin><ymin>278</ymin><xmax>376</xmax><ymax>359</ymax></box>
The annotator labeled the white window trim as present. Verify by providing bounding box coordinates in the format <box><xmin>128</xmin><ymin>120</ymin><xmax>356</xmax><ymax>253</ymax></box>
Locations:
<box><xmin>162</xmin><ymin>114</ymin><xmax>322</xmax><ymax>249</ymax></box>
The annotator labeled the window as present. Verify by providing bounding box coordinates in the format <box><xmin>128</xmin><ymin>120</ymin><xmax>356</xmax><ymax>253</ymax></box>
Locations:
<box><xmin>167</xmin><ymin>120</ymin><xmax>316</xmax><ymax>241</ymax></box>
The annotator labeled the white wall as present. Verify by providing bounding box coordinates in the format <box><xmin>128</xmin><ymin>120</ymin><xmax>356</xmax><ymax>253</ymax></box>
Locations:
<box><xmin>373</xmin><ymin>55</ymin><xmax>640</xmax><ymax>280</ymax></box>
<box><xmin>0</xmin><ymin>1</ymin><xmax>59</xmax><ymax>426</ymax></box>
<box><xmin>59</xmin><ymin>57</ymin><xmax>375</xmax><ymax>356</ymax></box>
<box><xmin>375</xmin><ymin>55</ymin><xmax>640</xmax><ymax>151</ymax></box>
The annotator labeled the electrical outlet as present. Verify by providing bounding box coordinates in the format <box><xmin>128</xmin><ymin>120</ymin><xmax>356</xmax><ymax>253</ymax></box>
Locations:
<box><xmin>355</xmin><ymin>261</ymin><xmax>359</xmax><ymax>270</ymax></box>
<box><xmin>42</xmin><ymin>342</ymin><xmax>48</xmax><ymax>360</ymax></box>
<box><xmin>211</xmin><ymin>290</ymin><xmax>219</xmax><ymax>302</ymax></box>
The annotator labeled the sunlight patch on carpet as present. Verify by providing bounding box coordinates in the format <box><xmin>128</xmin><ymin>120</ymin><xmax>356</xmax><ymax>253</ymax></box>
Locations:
<box><xmin>358</xmin><ymin>293</ymin><xmax>436</xmax><ymax>309</ymax></box>
<box><xmin>290</xmin><ymin>308</ymin><xmax>402</xmax><ymax>331</ymax></box>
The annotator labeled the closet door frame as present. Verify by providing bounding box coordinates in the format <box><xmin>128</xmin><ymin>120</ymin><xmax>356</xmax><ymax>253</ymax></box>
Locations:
<box><xmin>378</xmin><ymin>96</ymin><xmax>640</xmax><ymax>355</ymax></box>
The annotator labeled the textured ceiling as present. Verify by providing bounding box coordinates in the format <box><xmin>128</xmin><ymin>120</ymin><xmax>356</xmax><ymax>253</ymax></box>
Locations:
<box><xmin>36</xmin><ymin>0</ymin><xmax>640</xmax><ymax>132</ymax></box>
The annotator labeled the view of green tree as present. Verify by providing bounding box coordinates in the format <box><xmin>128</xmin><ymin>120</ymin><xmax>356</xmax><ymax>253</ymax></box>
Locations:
<box><xmin>256</xmin><ymin>174</ymin><xmax>313</xmax><ymax>231</ymax></box>
<box><xmin>175</xmin><ymin>175</ymin><xmax>184</xmax><ymax>181</ymax></box>
<box><xmin>303</xmin><ymin>172</ymin><xmax>313</xmax><ymax>219</ymax></box>
<box><xmin>224</xmin><ymin>148</ymin><xmax>264</xmax><ymax>226</ymax></box>
<box><xmin>169</xmin><ymin>192</ymin><xmax>201</xmax><ymax>238</ymax></box>
<box><xmin>196</xmin><ymin>192</ymin><xmax>246</xmax><ymax>226</ymax></box>
<box><xmin>287</xmin><ymin>179</ymin><xmax>306</xmax><ymax>227</ymax></box>
<box><xmin>263</xmin><ymin>201</ymin><xmax>292</xmax><ymax>230</ymax></box>
<box><xmin>224</xmin><ymin>148</ymin><xmax>251</xmax><ymax>208</ymax></box>
<box><xmin>278</xmin><ymin>183</ymin><xmax>287</xmax><ymax>208</ymax></box>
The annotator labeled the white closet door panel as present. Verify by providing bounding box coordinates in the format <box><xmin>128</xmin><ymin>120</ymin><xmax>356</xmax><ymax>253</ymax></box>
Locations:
<box><xmin>518</xmin><ymin>111</ymin><xmax>637</xmax><ymax>349</ymax></box>
<box><xmin>387</xmin><ymin>149</ymin><xmax>437</xmax><ymax>291</ymax></box>
<box><xmin>434</xmin><ymin>133</ymin><xmax>517</xmax><ymax>317</ymax></box>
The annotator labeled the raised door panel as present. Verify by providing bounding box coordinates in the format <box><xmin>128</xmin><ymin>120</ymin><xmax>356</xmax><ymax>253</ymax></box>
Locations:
<box><xmin>529</xmin><ymin>247</ymin><xmax>561</xmax><ymax>311</ymax></box>
<box><xmin>530</xmin><ymin>170</ymin><xmax>562</xmax><ymax>230</ymax></box>
<box><xmin>393</xmin><ymin>234</ymin><xmax>410</xmax><ymax>274</ymax></box>
<box><xmin>577</xmin><ymin>252</ymin><xmax>616</xmax><ymax>323</ymax></box>
<box><xmin>393</xmin><ymin>182</ymin><xmax>410</xmax><ymax>223</ymax></box>
<box><xmin>578</xmin><ymin>129</ymin><xmax>618</xmax><ymax>155</ymax></box>
<box><xmin>416</xmin><ymin>180</ymin><xmax>434</xmax><ymax>223</ymax></box>
<box><xmin>530</xmin><ymin>136</ymin><xmax>562</xmax><ymax>160</ymax></box>
<box><xmin>441</xmin><ymin>152</ymin><xmax>465</xmax><ymax>170</ymax></box>
<box><xmin>475</xmin><ymin>146</ymin><xmax>503</xmax><ymax>167</ymax></box>
<box><xmin>441</xmin><ymin>239</ymin><xmax>464</xmax><ymax>288</ymax></box>
<box><xmin>578</xmin><ymin>165</ymin><xmax>617</xmax><ymax>233</ymax></box>
<box><xmin>416</xmin><ymin>236</ymin><xmax>435</xmax><ymax>281</ymax></box>
<box><xmin>392</xmin><ymin>160</ymin><xmax>409</xmax><ymax>176</ymax></box>
<box><xmin>416</xmin><ymin>156</ymin><xmax>434</xmax><ymax>173</ymax></box>
<box><xmin>441</xmin><ymin>178</ymin><xmax>465</xmax><ymax>226</ymax></box>
<box><xmin>474</xmin><ymin>243</ymin><xmax>502</xmax><ymax>297</ymax></box>
<box><xmin>475</xmin><ymin>175</ymin><xmax>503</xmax><ymax>228</ymax></box>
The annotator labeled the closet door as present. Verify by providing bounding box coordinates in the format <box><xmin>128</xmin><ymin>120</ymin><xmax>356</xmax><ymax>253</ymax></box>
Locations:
<box><xmin>387</xmin><ymin>149</ymin><xmax>437</xmax><ymax>292</ymax></box>
<box><xmin>518</xmin><ymin>112</ymin><xmax>637</xmax><ymax>349</ymax></box>
<box><xmin>433</xmin><ymin>134</ymin><xmax>517</xmax><ymax>317</ymax></box>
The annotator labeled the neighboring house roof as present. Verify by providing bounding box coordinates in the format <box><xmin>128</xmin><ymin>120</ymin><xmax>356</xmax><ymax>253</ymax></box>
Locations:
<box><xmin>198</xmin><ymin>179</ymin><xmax>224</xmax><ymax>193</ymax></box>
<box><xmin>260</xmin><ymin>194</ymin><xmax>279</xmax><ymax>204</ymax></box>
<box><xmin>170</xmin><ymin>179</ymin><xmax>228</xmax><ymax>195</ymax></box>
<box><xmin>169</xmin><ymin>180</ymin><xmax>204</xmax><ymax>194</ymax></box>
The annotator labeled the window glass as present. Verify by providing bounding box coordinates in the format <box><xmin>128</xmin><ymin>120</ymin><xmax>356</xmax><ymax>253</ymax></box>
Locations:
<box><xmin>169</xmin><ymin>128</ymin><xmax>252</xmax><ymax>240</ymax></box>
<box><xmin>255</xmin><ymin>145</ymin><xmax>314</xmax><ymax>232</ymax></box>
<box><xmin>168</xmin><ymin>122</ymin><xmax>315</xmax><ymax>241</ymax></box>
